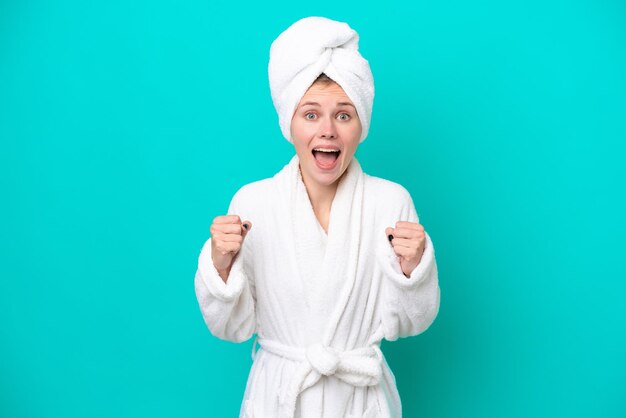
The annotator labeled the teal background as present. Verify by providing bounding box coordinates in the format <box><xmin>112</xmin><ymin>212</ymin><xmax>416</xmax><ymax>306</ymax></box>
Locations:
<box><xmin>1</xmin><ymin>0</ymin><xmax>625</xmax><ymax>417</ymax></box>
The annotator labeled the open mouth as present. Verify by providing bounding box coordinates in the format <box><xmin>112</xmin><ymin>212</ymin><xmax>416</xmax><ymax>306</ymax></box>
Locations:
<box><xmin>312</xmin><ymin>149</ymin><xmax>341</xmax><ymax>166</ymax></box>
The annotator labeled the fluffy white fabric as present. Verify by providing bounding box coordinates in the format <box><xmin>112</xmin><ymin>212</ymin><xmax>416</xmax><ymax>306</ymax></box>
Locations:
<box><xmin>268</xmin><ymin>16</ymin><xmax>375</xmax><ymax>144</ymax></box>
<box><xmin>194</xmin><ymin>155</ymin><xmax>440</xmax><ymax>418</ymax></box>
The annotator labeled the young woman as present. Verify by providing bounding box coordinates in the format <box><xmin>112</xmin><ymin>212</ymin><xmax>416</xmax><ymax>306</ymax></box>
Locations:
<box><xmin>195</xmin><ymin>16</ymin><xmax>440</xmax><ymax>418</ymax></box>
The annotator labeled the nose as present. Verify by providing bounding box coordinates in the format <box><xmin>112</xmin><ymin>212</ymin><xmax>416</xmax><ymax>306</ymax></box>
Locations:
<box><xmin>318</xmin><ymin>115</ymin><xmax>337</xmax><ymax>139</ymax></box>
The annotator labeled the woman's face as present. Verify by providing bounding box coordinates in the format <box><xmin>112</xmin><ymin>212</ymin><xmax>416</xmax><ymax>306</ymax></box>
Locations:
<box><xmin>290</xmin><ymin>81</ymin><xmax>362</xmax><ymax>188</ymax></box>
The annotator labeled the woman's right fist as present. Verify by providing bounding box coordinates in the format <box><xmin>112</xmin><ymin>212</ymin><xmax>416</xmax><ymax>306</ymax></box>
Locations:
<box><xmin>210</xmin><ymin>215</ymin><xmax>252</xmax><ymax>281</ymax></box>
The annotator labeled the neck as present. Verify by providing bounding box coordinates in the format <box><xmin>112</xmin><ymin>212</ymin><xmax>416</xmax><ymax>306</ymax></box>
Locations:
<box><xmin>299</xmin><ymin>165</ymin><xmax>341</xmax><ymax>213</ymax></box>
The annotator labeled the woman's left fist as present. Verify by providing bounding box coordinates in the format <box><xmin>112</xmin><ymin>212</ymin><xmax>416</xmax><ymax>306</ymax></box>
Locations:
<box><xmin>385</xmin><ymin>221</ymin><xmax>426</xmax><ymax>278</ymax></box>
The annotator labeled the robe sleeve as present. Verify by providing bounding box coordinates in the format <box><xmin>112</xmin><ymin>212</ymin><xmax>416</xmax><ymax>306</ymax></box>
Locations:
<box><xmin>379</xmin><ymin>193</ymin><xmax>440</xmax><ymax>341</ymax></box>
<box><xmin>194</xmin><ymin>190</ymin><xmax>257</xmax><ymax>343</ymax></box>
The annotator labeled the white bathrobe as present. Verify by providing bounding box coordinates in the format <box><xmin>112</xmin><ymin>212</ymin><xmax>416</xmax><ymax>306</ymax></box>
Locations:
<box><xmin>195</xmin><ymin>154</ymin><xmax>440</xmax><ymax>418</ymax></box>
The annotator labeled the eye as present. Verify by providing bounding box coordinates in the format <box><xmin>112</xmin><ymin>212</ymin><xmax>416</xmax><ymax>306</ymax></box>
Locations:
<box><xmin>337</xmin><ymin>113</ymin><xmax>351</xmax><ymax>121</ymax></box>
<box><xmin>305</xmin><ymin>112</ymin><xmax>317</xmax><ymax>120</ymax></box>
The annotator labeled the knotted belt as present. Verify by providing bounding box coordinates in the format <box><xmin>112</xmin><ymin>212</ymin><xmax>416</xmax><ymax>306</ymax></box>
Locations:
<box><xmin>253</xmin><ymin>337</ymin><xmax>384</xmax><ymax>418</ymax></box>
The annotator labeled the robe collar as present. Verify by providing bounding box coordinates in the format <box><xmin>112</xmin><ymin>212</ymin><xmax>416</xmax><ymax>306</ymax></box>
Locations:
<box><xmin>275</xmin><ymin>153</ymin><xmax>365</xmax><ymax>347</ymax></box>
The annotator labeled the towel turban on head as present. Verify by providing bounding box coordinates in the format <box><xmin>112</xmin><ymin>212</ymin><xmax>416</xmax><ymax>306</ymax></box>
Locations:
<box><xmin>268</xmin><ymin>16</ymin><xmax>375</xmax><ymax>144</ymax></box>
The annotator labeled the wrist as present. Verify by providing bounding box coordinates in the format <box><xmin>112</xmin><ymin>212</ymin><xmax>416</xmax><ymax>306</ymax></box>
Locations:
<box><xmin>217</xmin><ymin>266</ymin><xmax>231</xmax><ymax>283</ymax></box>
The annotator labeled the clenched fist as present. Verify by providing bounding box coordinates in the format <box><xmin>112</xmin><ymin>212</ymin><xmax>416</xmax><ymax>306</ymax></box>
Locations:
<box><xmin>210</xmin><ymin>215</ymin><xmax>252</xmax><ymax>282</ymax></box>
<box><xmin>385</xmin><ymin>221</ymin><xmax>426</xmax><ymax>278</ymax></box>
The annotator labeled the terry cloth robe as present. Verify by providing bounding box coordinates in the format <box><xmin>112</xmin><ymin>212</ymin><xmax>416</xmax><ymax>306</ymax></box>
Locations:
<box><xmin>194</xmin><ymin>154</ymin><xmax>440</xmax><ymax>418</ymax></box>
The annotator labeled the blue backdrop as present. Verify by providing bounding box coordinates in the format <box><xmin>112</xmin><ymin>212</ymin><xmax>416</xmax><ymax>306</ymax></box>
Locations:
<box><xmin>1</xmin><ymin>1</ymin><xmax>625</xmax><ymax>417</ymax></box>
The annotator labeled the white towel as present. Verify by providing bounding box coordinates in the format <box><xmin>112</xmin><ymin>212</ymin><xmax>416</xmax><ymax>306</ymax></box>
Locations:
<box><xmin>268</xmin><ymin>16</ymin><xmax>375</xmax><ymax>144</ymax></box>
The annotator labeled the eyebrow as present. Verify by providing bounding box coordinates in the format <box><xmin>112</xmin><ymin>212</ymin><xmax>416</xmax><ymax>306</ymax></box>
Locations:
<box><xmin>299</xmin><ymin>101</ymin><xmax>356</xmax><ymax>109</ymax></box>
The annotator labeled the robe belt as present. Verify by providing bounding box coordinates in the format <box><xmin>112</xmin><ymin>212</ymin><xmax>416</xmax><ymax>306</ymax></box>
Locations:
<box><xmin>255</xmin><ymin>337</ymin><xmax>384</xmax><ymax>418</ymax></box>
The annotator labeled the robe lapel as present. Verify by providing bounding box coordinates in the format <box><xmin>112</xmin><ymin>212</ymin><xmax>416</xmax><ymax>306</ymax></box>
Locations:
<box><xmin>285</xmin><ymin>153</ymin><xmax>365</xmax><ymax>346</ymax></box>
